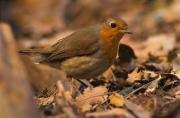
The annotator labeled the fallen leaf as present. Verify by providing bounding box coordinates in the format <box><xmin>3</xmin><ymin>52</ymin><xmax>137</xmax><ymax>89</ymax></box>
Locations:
<box><xmin>86</xmin><ymin>108</ymin><xmax>134</xmax><ymax>118</ymax></box>
<box><xmin>75</xmin><ymin>86</ymin><xmax>108</xmax><ymax>112</ymax></box>
<box><xmin>175</xmin><ymin>91</ymin><xmax>180</xmax><ymax>98</ymax></box>
<box><xmin>126</xmin><ymin>67</ymin><xmax>143</xmax><ymax>83</ymax></box>
<box><xmin>145</xmin><ymin>75</ymin><xmax>161</xmax><ymax>93</ymax></box>
<box><xmin>109</xmin><ymin>93</ymin><xmax>124</xmax><ymax>107</ymax></box>
<box><xmin>125</xmin><ymin>100</ymin><xmax>151</xmax><ymax>118</ymax></box>
<box><xmin>171</xmin><ymin>53</ymin><xmax>180</xmax><ymax>78</ymax></box>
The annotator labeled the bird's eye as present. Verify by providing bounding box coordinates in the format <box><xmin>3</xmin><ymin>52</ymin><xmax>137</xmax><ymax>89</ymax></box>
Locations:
<box><xmin>110</xmin><ymin>23</ymin><xmax>116</xmax><ymax>28</ymax></box>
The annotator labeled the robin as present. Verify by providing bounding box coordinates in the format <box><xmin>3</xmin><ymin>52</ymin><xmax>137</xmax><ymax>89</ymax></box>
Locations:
<box><xmin>19</xmin><ymin>17</ymin><xmax>132</xmax><ymax>80</ymax></box>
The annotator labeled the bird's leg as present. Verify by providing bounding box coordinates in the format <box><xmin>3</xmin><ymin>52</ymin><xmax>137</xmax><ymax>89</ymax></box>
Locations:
<box><xmin>67</xmin><ymin>76</ymin><xmax>82</xmax><ymax>95</ymax></box>
<box><xmin>76</xmin><ymin>79</ymin><xmax>94</xmax><ymax>89</ymax></box>
<box><xmin>110</xmin><ymin>68</ymin><xmax>116</xmax><ymax>82</ymax></box>
<box><xmin>75</xmin><ymin>79</ymin><xmax>89</xmax><ymax>88</ymax></box>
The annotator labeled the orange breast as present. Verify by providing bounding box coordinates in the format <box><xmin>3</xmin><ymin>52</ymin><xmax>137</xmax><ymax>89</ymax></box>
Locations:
<box><xmin>100</xmin><ymin>31</ymin><xmax>121</xmax><ymax>65</ymax></box>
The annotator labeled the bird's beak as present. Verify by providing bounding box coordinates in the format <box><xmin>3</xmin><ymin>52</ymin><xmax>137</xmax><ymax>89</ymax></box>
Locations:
<box><xmin>125</xmin><ymin>29</ymin><xmax>133</xmax><ymax>34</ymax></box>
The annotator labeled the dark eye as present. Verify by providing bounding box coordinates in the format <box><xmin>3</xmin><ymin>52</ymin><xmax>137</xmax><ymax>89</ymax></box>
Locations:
<box><xmin>110</xmin><ymin>23</ymin><xmax>116</xmax><ymax>28</ymax></box>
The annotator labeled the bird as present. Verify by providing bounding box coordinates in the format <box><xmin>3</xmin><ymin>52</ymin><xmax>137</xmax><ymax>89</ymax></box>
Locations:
<box><xmin>19</xmin><ymin>17</ymin><xmax>132</xmax><ymax>81</ymax></box>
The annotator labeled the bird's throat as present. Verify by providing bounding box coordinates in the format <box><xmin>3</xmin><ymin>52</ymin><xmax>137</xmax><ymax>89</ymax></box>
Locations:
<box><xmin>100</xmin><ymin>31</ymin><xmax>123</xmax><ymax>65</ymax></box>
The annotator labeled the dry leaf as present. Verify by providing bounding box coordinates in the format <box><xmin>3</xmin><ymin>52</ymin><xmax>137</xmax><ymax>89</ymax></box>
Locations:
<box><xmin>171</xmin><ymin>53</ymin><xmax>180</xmax><ymax>78</ymax></box>
<box><xmin>145</xmin><ymin>75</ymin><xmax>161</xmax><ymax>93</ymax></box>
<box><xmin>134</xmin><ymin>33</ymin><xmax>175</xmax><ymax>59</ymax></box>
<box><xmin>86</xmin><ymin>108</ymin><xmax>134</xmax><ymax>118</ymax></box>
<box><xmin>37</xmin><ymin>95</ymin><xmax>54</xmax><ymax>107</ymax></box>
<box><xmin>125</xmin><ymin>100</ymin><xmax>151</xmax><ymax>118</ymax></box>
<box><xmin>75</xmin><ymin>86</ymin><xmax>108</xmax><ymax>112</ymax></box>
<box><xmin>126</xmin><ymin>67</ymin><xmax>143</xmax><ymax>83</ymax></box>
<box><xmin>109</xmin><ymin>93</ymin><xmax>124</xmax><ymax>107</ymax></box>
<box><xmin>175</xmin><ymin>91</ymin><xmax>180</xmax><ymax>98</ymax></box>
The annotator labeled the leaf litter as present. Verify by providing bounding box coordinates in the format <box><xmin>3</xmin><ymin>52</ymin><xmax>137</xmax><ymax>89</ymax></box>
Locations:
<box><xmin>36</xmin><ymin>40</ymin><xmax>180</xmax><ymax>118</ymax></box>
<box><xmin>2</xmin><ymin>0</ymin><xmax>180</xmax><ymax>118</ymax></box>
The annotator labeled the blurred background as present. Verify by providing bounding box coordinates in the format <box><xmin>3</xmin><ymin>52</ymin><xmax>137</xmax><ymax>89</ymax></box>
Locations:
<box><xmin>1</xmin><ymin>0</ymin><xmax>179</xmax><ymax>42</ymax></box>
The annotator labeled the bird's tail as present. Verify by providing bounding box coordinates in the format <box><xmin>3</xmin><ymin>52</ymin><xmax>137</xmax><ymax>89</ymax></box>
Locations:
<box><xmin>19</xmin><ymin>47</ymin><xmax>52</xmax><ymax>62</ymax></box>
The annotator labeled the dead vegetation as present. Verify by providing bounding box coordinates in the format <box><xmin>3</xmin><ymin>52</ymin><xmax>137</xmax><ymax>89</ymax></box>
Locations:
<box><xmin>0</xmin><ymin>0</ymin><xmax>180</xmax><ymax>118</ymax></box>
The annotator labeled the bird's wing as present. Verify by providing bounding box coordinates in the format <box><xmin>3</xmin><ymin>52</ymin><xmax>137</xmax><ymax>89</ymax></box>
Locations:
<box><xmin>41</xmin><ymin>26</ymin><xmax>101</xmax><ymax>62</ymax></box>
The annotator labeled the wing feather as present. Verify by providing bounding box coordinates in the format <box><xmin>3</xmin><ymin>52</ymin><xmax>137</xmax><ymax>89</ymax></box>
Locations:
<box><xmin>41</xmin><ymin>25</ymin><xmax>101</xmax><ymax>62</ymax></box>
